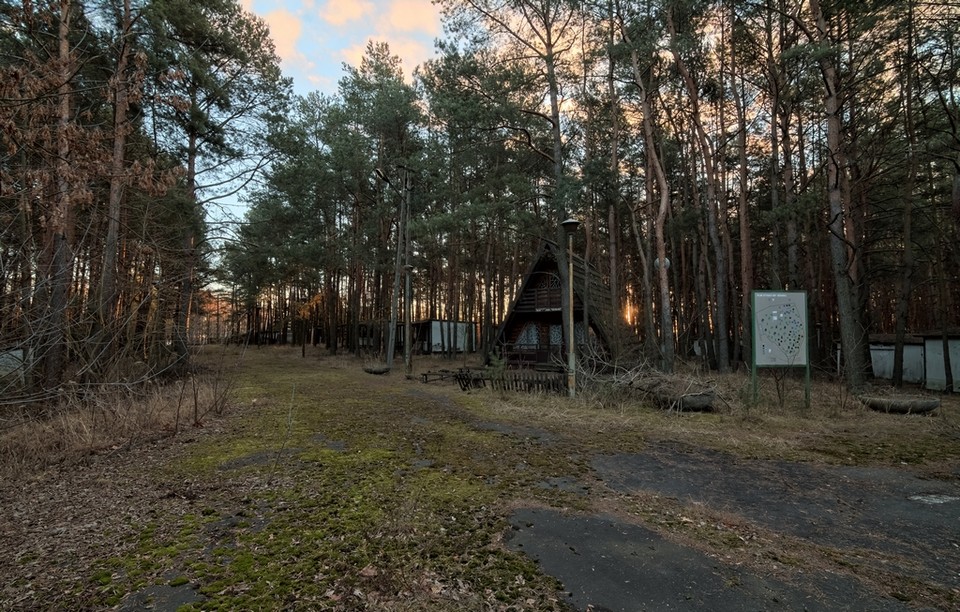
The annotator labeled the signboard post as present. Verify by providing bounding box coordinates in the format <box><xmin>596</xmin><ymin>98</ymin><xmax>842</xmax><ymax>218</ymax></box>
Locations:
<box><xmin>751</xmin><ymin>291</ymin><xmax>811</xmax><ymax>408</ymax></box>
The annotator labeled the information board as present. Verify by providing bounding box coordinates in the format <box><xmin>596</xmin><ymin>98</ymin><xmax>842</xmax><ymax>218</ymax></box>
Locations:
<box><xmin>752</xmin><ymin>291</ymin><xmax>808</xmax><ymax>367</ymax></box>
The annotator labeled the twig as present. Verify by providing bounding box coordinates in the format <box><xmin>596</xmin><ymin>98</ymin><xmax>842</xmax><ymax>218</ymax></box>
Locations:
<box><xmin>267</xmin><ymin>384</ymin><xmax>296</xmax><ymax>486</ymax></box>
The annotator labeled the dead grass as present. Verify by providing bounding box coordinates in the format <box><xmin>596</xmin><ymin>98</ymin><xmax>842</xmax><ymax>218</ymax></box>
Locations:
<box><xmin>0</xmin><ymin>347</ymin><xmax>236</xmax><ymax>480</ymax></box>
<box><xmin>7</xmin><ymin>348</ymin><xmax>952</xmax><ymax>481</ymax></box>
<box><xmin>477</xmin><ymin>360</ymin><xmax>960</xmax><ymax>466</ymax></box>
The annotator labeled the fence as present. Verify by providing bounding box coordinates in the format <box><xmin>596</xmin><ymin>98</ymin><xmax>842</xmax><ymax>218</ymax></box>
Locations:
<box><xmin>489</xmin><ymin>370</ymin><xmax>565</xmax><ymax>394</ymax></box>
<box><xmin>437</xmin><ymin>368</ymin><xmax>564</xmax><ymax>394</ymax></box>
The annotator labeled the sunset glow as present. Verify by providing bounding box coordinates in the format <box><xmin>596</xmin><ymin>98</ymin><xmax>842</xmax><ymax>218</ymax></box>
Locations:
<box><xmin>247</xmin><ymin>0</ymin><xmax>442</xmax><ymax>95</ymax></box>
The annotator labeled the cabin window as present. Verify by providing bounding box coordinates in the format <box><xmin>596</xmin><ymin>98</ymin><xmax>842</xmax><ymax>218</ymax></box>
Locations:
<box><xmin>533</xmin><ymin>275</ymin><xmax>562</xmax><ymax>310</ymax></box>
<box><xmin>517</xmin><ymin>323</ymin><xmax>539</xmax><ymax>347</ymax></box>
<box><xmin>538</xmin><ymin>276</ymin><xmax>561</xmax><ymax>290</ymax></box>
<box><xmin>549</xmin><ymin>324</ymin><xmax>562</xmax><ymax>347</ymax></box>
<box><xmin>575</xmin><ymin>322</ymin><xmax>589</xmax><ymax>344</ymax></box>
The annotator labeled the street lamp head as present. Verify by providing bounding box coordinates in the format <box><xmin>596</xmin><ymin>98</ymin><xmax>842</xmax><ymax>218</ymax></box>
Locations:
<box><xmin>561</xmin><ymin>217</ymin><xmax>580</xmax><ymax>235</ymax></box>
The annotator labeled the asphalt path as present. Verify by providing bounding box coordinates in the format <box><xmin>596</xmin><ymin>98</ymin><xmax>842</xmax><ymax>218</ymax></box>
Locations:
<box><xmin>506</xmin><ymin>443</ymin><xmax>959</xmax><ymax>611</ymax></box>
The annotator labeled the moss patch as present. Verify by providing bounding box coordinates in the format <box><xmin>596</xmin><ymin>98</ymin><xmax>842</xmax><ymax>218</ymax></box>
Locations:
<box><xmin>75</xmin><ymin>349</ymin><xmax>572</xmax><ymax>610</ymax></box>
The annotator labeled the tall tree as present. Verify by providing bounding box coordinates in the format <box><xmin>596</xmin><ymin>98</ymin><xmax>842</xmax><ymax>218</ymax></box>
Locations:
<box><xmin>794</xmin><ymin>0</ymin><xmax>884</xmax><ymax>389</ymax></box>
<box><xmin>143</xmin><ymin>0</ymin><xmax>289</xmax><ymax>363</ymax></box>
<box><xmin>615</xmin><ymin>0</ymin><xmax>676</xmax><ymax>371</ymax></box>
<box><xmin>44</xmin><ymin>0</ymin><xmax>76</xmax><ymax>387</ymax></box>
<box><xmin>93</xmin><ymin>0</ymin><xmax>146</xmax><ymax>368</ymax></box>
<box><xmin>438</xmin><ymin>0</ymin><xmax>585</xmax><ymax>359</ymax></box>
<box><xmin>339</xmin><ymin>41</ymin><xmax>421</xmax><ymax>364</ymax></box>
<box><xmin>665</xmin><ymin>1</ymin><xmax>732</xmax><ymax>372</ymax></box>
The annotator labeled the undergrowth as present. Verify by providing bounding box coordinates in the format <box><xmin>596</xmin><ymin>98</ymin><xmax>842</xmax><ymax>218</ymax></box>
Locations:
<box><xmin>0</xmin><ymin>345</ymin><xmax>238</xmax><ymax>479</ymax></box>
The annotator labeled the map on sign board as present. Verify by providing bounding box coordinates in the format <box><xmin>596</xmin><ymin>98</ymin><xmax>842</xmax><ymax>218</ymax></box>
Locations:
<box><xmin>752</xmin><ymin>291</ymin><xmax>808</xmax><ymax>367</ymax></box>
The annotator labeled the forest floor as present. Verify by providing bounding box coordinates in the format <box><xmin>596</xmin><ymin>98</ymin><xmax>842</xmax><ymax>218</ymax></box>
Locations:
<box><xmin>1</xmin><ymin>345</ymin><xmax>958</xmax><ymax>611</ymax></box>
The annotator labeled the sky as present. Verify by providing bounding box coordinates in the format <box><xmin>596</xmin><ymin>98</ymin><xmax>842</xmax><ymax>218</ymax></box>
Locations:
<box><xmin>242</xmin><ymin>0</ymin><xmax>446</xmax><ymax>97</ymax></box>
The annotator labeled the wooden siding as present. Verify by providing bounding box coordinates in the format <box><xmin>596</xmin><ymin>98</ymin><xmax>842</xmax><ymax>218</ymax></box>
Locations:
<box><xmin>492</xmin><ymin>240</ymin><xmax>640</xmax><ymax>368</ymax></box>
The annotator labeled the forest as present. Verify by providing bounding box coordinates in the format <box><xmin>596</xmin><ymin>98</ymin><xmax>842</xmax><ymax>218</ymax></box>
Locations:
<box><xmin>2</xmin><ymin>0</ymin><xmax>959</xmax><ymax>403</ymax></box>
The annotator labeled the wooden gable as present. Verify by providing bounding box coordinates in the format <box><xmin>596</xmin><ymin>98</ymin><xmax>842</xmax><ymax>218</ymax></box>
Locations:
<box><xmin>492</xmin><ymin>240</ymin><xmax>639</xmax><ymax>368</ymax></box>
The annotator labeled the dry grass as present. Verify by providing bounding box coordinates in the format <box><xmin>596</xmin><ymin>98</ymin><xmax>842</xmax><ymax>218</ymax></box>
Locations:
<box><xmin>6</xmin><ymin>348</ymin><xmax>955</xmax><ymax>481</ymax></box>
<box><xmin>477</xmin><ymin>359</ymin><xmax>960</xmax><ymax>467</ymax></box>
<box><xmin>0</xmin><ymin>349</ymin><xmax>235</xmax><ymax>480</ymax></box>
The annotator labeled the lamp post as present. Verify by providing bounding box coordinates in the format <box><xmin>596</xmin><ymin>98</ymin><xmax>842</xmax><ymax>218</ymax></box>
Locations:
<box><xmin>404</xmin><ymin>263</ymin><xmax>413</xmax><ymax>379</ymax></box>
<box><xmin>561</xmin><ymin>217</ymin><xmax>580</xmax><ymax>398</ymax></box>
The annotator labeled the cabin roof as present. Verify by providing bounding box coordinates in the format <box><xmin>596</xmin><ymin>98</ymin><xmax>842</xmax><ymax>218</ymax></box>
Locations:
<box><xmin>493</xmin><ymin>240</ymin><xmax>639</xmax><ymax>360</ymax></box>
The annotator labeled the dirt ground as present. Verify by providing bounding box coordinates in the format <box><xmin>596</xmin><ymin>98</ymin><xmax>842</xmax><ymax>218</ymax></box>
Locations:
<box><xmin>1</xmin><ymin>348</ymin><xmax>958</xmax><ymax>610</ymax></box>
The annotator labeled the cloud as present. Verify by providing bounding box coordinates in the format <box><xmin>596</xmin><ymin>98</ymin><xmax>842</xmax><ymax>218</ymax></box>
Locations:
<box><xmin>248</xmin><ymin>0</ymin><xmax>443</xmax><ymax>96</ymax></box>
<box><xmin>339</xmin><ymin>36</ymin><xmax>433</xmax><ymax>83</ymax></box>
<box><xmin>361</xmin><ymin>0</ymin><xmax>441</xmax><ymax>78</ymax></box>
<box><xmin>384</xmin><ymin>37</ymin><xmax>434</xmax><ymax>75</ymax></box>
<box><xmin>339</xmin><ymin>41</ymin><xmax>370</xmax><ymax>70</ymax></box>
<box><xmin>320</xmin><ymin>0</ymin><xmax>376</xmax><ymax>26</ymax></box>
<box><xmin>307</xmin><ymin>74</ymin><xmax>334</xmax><ymax>90</ymax></box>
<box><xmin>263</xmin><ymin>9</ymin><xmax>306</xmax><ymax>68</ymax></box>
<box><xmin>377</xmin><ymin>0</ymin><xmax>441</xmax><ymax>35</ymax></box>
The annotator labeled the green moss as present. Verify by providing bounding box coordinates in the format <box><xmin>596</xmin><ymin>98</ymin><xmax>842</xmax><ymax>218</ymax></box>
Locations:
<box><xmin>91</xmin><ymin>570</ymin><xmax>112</xmax><ymax>586</ymax></box>
<box><xmin>103</xmin><ymin>593</ymin><xmax>123</xmax><ymax>606</ymax></box>
<box><xmin>138</xmin><ymin>522</ymin><xmax>157</xmax><ymax>543</ymax></box>
<box><xmin>168</xmin><ymin>575</ymin><xmax>189</xmax><ymax>587</ymax></box>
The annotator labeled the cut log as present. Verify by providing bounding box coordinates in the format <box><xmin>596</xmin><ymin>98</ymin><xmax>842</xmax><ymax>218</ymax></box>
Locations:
<box><xmin>858</xmin><ymin>395</ymin><xmax>940</xmax><ymax>415</ymax></box>
<box><xmin>363</xmin><ymin>365</ymin><xmax>391</xmax><ymax>375</ymax></box>
<box><xmin>673</xmin><ymin>390</ymin><xmax>716</xmax><ymax>411</ymax></box>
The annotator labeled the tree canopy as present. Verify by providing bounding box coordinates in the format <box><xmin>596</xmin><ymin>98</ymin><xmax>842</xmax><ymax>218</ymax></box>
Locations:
<box><xmin>2</xmin><ymin>0</ymin><xmax>958</xmax><ymax>401</ymax></box>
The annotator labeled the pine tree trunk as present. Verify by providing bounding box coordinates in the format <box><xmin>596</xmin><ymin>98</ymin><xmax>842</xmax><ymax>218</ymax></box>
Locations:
<box><xmin>44</xmin><ymin>0</ymin><xmax>74</xmax><ymax>390</ymax></box>
<box><xmin>734</xmin><ymin>66</ymin><xmax>754</xmax><ymax>367</ymax></box>
<box><xmin>173</xmin><ymin>124</ymin><xmax>198</xmax><ymax>366</ymax></box>
<box><xmin>607</xmin><ymin>1</ymin><xmax>620</xmax><ymax>312</ymax></box>
<box><xmin>809</xmin><ymin>0</ymin><xmax>870</xmax><ymax>390</ymax></box>
<box><xmin>97</xmin><ymin>0</ymin><xmax>133</xmax><ymax>367</ymax></box>
<box><xmin>625</xmin><ymin>39</ymin><xmax>674</xmax><ymax>371</ymax></box>
<box><xmin>667</xmin><ymin>9</ymin><xmax>730</xmax><ymax>372</ymax></box>
<box><xmin>894</xmin><ymin>2</ymin><xmax>918</xmax><ymax>387</ymax></box>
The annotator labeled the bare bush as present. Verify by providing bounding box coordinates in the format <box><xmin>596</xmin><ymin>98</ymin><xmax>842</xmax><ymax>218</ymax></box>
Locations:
<box><xmin>574</xmin><ymin>341</ymin><xmax>721</xmax><ymax>412</ymax></box>
<box><xmin>0</xmin><ymin>367</ymin><xmax>232</xmax><ymax>480</ymax></box>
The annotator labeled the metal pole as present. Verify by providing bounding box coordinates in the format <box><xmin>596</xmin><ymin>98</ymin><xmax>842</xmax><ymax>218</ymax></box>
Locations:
<box><xmin>404</xmin><ymin>264</ymin><xmax>413</xmax><ymax>379</ymax></box>
<box><xmin>567</xmin><ymin>232</ymin><xmax>576</xmax><ymax>398</ymax></box>
<box><xmin>403</xmin><ymin>170</ymin><xmax>413</xmax><ymax>379</ymax></box>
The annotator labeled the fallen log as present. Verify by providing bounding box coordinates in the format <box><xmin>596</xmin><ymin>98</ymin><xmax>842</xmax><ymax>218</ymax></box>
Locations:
<box><xmin>628</xmin><ymin>373</ymin><xmax>717</xmax><ymax>412</ymax></box>
<box><xmin>858</xmin><ymin>395</ymin><xmax>940</xmax><ymax>415</ymax></box>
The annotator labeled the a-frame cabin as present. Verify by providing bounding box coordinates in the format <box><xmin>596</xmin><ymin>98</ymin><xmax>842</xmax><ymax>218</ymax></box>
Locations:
<box><xmin>491</xmin><ymin>240</ymin><xmax>638</xmax><ymax>369</ymax></box>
